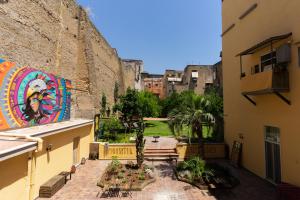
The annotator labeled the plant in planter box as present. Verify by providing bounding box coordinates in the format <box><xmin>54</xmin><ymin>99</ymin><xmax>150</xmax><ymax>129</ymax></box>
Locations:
<box><xmin>122</xmin><ymin>178</ymin><xmax>128</xmax><ymax>184</ymax></box>
<box><xmin>117</xmin><ymin>172</ymin><xmax>125</xmax><ymax>179</ymax></box>
<box><xmin>109</xmin><ymin>156</ymin><xmax>121</xmax><ymax>173</ymax></box>
<box><xmin>176</xmin><ymin>156</ymin><xmax>213</xmax><ymax>184</ymax></box>
<box><xmin>138</xmin><ymin>172</ymin><xmax>145</xmax><ymax>180</ymax></box>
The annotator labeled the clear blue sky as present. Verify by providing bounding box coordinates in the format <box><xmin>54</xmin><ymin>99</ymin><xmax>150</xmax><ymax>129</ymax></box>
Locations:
<box><xmin>77</xmin><ymin>0</ymin><xmax>222</xmax><ymax>74</ymax></box>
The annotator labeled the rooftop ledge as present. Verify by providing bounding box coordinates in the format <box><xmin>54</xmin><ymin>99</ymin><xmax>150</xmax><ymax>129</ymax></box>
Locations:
<box><xmin>0</xmin><ymin>119</ymin><xmax>93</xmax><ymax>162</ymax></box>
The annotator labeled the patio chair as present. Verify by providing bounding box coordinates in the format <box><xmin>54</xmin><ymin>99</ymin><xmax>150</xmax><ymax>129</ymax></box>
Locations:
<box><xmin>121</xmin><ymin>182</ymin><xmax>133</xmax><ymax>198</ymax></box>
<box><xmin>108</xmin><ymin>187</ymin><xmax>121</xmax><ymax>197</ymax></box>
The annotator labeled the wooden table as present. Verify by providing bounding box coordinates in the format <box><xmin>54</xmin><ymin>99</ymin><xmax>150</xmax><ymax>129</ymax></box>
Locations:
<box><xmin>153</xmin><ymin>136</ymin><xmax>160</xmax><ymax>142</ymax></box>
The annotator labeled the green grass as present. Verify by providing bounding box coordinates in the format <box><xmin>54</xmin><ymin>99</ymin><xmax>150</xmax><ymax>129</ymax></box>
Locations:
<box><xmin>97</xmin><ymin>120</ymin><xmax>214</xmax><ymax>143</ymax></box>
<box><xmin>177</xmin><ymin>125</ymin><xmax>213</xmax><ymax>139</ymax></box>
<box><xmin>143</xmin><ymin>120</ymin><xmax>173</xmax><ymax>136</ymax></box>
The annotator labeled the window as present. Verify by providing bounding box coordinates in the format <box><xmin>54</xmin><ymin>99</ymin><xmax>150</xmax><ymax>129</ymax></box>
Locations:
<box><xmin>265</xmin><ymin>126</ymin><xmax>280</xmax><ymax>144</ymax></box>
<box><xmin>251</xmin><ymin>65</ymin><xmax>260</xmax><ymax>74</ymax></box>
<box><xmin>261</xmin><ymin>51</ymin><xmax>276</xmax><ymax>71</ymax></box>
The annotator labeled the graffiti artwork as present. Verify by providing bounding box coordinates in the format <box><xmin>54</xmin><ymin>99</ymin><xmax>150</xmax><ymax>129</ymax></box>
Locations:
<box><xmin>0</xmin><ymin>59</ymin><xmax>71</xmax><ymax>130</ymax></box>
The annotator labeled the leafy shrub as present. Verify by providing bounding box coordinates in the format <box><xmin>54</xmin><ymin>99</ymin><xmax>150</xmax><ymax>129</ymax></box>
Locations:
<box><xmin>176</xmin><ymin>156</ymin><xmax>213</xmax><ymax>182</ymax></box>
<box><xmin>105</xmin><ymin>117</ymin><xmax>123</xmax><ymax>132</ymax></box>
<box><xmin>126</xmin><ymin>161</ymin><xmax>138</xmax><ymax>169</ymax></box>
<box><xmin>138</xmin><ymin>172</ymin><xmax>145</xmax><ymax>180</ymax></box>
<box><xmin>117</xmin><ymin>172</ymin><xmax>124</xmax><ymax>179</ymax></box>
<box><xmin>110</xmin><ymin>156</ymin><xmax>121</xmax><ymax>172</ymax></box>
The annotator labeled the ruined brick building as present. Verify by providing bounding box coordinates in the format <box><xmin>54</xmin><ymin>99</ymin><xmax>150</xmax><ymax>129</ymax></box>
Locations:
<box><xmin>142</xmin><ymin>64</ymin><xmax>218</xmax><ymax>98</ymax></box>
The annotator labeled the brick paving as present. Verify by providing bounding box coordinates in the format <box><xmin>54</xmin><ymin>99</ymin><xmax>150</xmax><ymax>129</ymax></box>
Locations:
<box><xmin>209</xmin><ymin>161</ymin><xmax>277</xmax><ymax>200</ymax></box>
<box><xmin>144</xmin><ymin>136</ymin><xmax>178</xmax><ymax>149</ymax></box>
<box><xmin>38</xmin><ymin>160</ymin><xmax>214</xmax><ymax>200</ymax></box>
<box><xmin>37</xmin><ymin>159</ymin><xmax>276</xmax><ymax>200</ymax></box>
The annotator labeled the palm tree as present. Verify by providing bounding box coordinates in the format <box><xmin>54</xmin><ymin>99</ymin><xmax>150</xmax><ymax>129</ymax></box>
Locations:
<box><xmin>169</xmin><ymin>96</ymin><xmax>215</xmax><ymax>157</ymax></box>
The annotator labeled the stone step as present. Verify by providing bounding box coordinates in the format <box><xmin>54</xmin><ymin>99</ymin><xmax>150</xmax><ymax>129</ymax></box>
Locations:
<box><xmin>144</xmin><ymin>153</ymin><xmax>179</xmax><ymax>157</ymax></box>
<box><xmin>144</xmin><ymin>157</ymin><xmax>177</xmax><ymax>161</ymax></box>
<box><xmin>145</xmin><ymin>148</ymin><xmax>176</xmax><ymax>150</ymax></box>
<box><xmin>144</xmin><ymin>149</ymin><xmax>176</xmax><ymax>154</ymax></box>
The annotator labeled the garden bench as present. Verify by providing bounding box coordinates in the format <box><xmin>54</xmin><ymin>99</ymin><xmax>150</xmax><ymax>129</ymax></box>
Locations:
<box><xmin>59</xmin><ymin>171</ymin><xmax>71</xmax><ymax>184</ymax></box>
<box><xmin>39</xmin><ymin>175</ymin><xmax>65</xmax><ymax>198</ymax></box>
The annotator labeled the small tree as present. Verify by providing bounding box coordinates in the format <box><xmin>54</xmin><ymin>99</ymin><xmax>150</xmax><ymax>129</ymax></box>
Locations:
<box><xmin>168</xmin><ymin>95</ymin><xmax>215</xmax><ymax>157</ymax></box>
<box><xmin>138</xmin><ymin>91</ymin><xmax>161</xmax><ymax>117</ymax></box>
<box><xmin>114</xmin><ymin>88</ymin><xmax>145</xmax><ymax>167</ymax></box>
<box><xmin>114</xmin><ymin>82</ymin><xmax>119</xmax><ymax>104</ymax></box>
<box><xmin>136</xmin><ymin>121</ymin><xmax>144</xmax><ymax>168</ymax></box>
<box><xmin>117</xmin><ymin>88</ymin><xmax>141</xmax><ymax>124</ymax></box>
<box><xmin>101</xmin><ymin>93</ymin><xmax>107</xmax><ymax>117</ymax></box>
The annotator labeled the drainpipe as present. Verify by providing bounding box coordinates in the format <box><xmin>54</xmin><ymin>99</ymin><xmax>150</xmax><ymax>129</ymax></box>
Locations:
<box><xmin>29</xmin><ymin>151</ymin><xmax>36</xmax><ymax>200</ymax></box>
<box><xmin>26</xmin><ymin>151</ymin><xmax>36</xmax><ymax>200</ymax></box>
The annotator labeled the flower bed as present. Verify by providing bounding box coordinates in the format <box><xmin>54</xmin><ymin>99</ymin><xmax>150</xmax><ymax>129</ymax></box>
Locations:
<box><xmin>97</xmin><ymin>159</ymin><xmax>155</xmax><ymax>191</ymax></box>
<box><xmin>175</xmin><ymin>157</ymin><xmax>239</xmax><ymax>190</ymax></box>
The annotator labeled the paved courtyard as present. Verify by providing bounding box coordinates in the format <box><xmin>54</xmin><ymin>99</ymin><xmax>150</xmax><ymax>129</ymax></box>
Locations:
<box><xmin>144</xmin><ymin>136</ymin><xmax>178</xmax><ymax>149</ymax></box>
<box><xmin>38</xmin><ymin>159</ymin><xmax>276</xmax><ymax>200</ymax></box>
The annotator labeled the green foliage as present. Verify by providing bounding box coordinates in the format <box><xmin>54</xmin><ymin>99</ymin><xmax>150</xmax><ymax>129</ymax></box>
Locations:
<box><xmin>114</xmin><ymin>88</ymin><xmax>145</xmax><ymax>168</ymax></box>
<box><xmin>105</xmin><ymin>116</ymin><xmax>123</xmax><ymax>131</ymax></box>
<box><xmin>110</xmin><ymin>156</ymin><xmax>121</xmax><ymax>172</ymax></box>
<box><xmin>117</xmin><ymin>172</ymin><xmax>125</xmax><ymax>179</ymax></box>
<box><xmin>160</xmin><ymin>92</ymin><xmax>181</xmax><ymax>117</ymax></box>
<box><xmin>136</xmin><ymin>121</ymin><xmax>144</xmax><ymax>168</ymax></box>
<box><xmin>114</xmin><ymin>88</ymin><xmax>142</xmax><ymax>122</ymax></box>
<box><xmin>143</xmin><ymin>120</ymin><xmax>172</xmax><ymax>136</ymax></box>
<box><xmin>166</xmin><ymin>90</ymin><xmax>223</xmax><ymax>144</ymax></box>
<box><xmin>109</xmin><ymin>156</ymin><xmax>121</xmax><ymax>173</ymax></box>
<box><xmin>101</xmin><ymin>93</ymin><xmax>107</xmax><ymax>117</ymax></box>
<box><xmin>138</xmin><ymin>91</ymin><xmax>161</xmax><ymax>117</ymax></box>
<box><xmin>100</xmin><ymin>117</ymin><xmax>123</xmax><ymax>141</ymax></box>
<box><xmin>203</xmin><ymin>89</ymin><xmax>223</xmax><ymax>118</ymax></box>
<box><xmin>176</xmin><ymin>156</ymin><xmax>213</xmax><ymax>182</ymax></box>
<box><xmin>114</xmin><ymin>82</ymin><xmax>119</xmax><ymax>104</ymax></box>
<box><xmin>138</xmin><ymin>171</ymin><xmax>145</xmax><ymax>180</ymax></box>
<box><xmin>114</xmin><ymin>88</ymin><xmax>162</xmax><ymax>119</ymax></box>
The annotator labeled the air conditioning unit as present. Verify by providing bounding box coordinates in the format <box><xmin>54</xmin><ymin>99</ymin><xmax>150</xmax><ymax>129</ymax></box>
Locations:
<box><xmin>276</xmin><ymin>44</ymin><xmax>291</xmax><ymax>64</ymax></box>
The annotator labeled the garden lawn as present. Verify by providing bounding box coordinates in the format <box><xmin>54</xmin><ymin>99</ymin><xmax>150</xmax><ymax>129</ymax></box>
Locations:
<box><xmin>143</xmin><ymin>120</ymin><xmax>172</xmax><ymax>136</ymax></box>
<box><xmin>180</xmin><ymin>125</ymin><xmax>213</xmax><ymax>139</ymax></box>
<box><xmin>97</xmin><ymin>120</ymin><xmax>214</xmax><ymax>143</ymax></box>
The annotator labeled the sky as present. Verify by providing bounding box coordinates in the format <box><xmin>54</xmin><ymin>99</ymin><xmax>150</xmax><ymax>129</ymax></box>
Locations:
<box><xmin>77</xmin><ymin>0</ymin><xmax>222</xmax><ymax>74</ymax></box>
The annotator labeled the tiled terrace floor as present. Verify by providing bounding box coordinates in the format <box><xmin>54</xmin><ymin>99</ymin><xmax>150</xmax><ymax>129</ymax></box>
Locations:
<box><xmin>144</xmin><ymin>136</ymin><xmax>178</xmax><ymax>149</ymax></box>
<box><xmin>38</xmin><ymin>159</ymin><xmax>276</xmax><ymax>200</ymax></box>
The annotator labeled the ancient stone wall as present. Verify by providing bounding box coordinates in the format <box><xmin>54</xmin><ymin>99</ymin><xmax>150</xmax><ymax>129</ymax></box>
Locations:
<box><xmin>0</xmin><ymin>0</ymin><xmax>125</xmax><ymax>119</ymax></box>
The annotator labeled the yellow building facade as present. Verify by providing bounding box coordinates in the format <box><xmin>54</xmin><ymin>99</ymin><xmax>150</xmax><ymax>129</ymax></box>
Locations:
<box><xmin>0</xmin><ymin>121</ymin><xmax>94</xmax><ymax>200</ymax></box>
<box><xmin>222</xmin><ymin>0</ymin><xmax>300</xmax><ymax>186</ymax></box>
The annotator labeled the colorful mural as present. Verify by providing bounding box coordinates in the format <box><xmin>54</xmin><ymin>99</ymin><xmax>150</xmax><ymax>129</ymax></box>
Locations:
<box><xmin>0</xmin><ymin>59</ymin><xmax>71</xmax><ymax>130</ymax></box>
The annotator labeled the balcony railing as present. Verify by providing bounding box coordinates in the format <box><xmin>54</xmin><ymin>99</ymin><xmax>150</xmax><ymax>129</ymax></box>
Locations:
<box><xmin>241</xmin><ymin>69</ymin><xmax>289</xmax><ymax>95</ymax></box>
